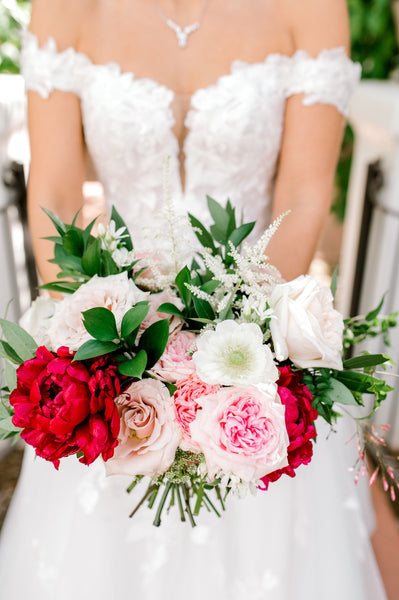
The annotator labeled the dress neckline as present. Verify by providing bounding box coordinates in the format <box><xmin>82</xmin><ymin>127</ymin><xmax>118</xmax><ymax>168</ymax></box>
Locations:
<box><xmin>23</xmin><ymin>31</ymin><xmax>349</xmax><ymax>106</ymax></box>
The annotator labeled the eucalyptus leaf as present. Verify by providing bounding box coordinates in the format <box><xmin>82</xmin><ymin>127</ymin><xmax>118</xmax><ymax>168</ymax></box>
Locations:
<box><xmin>0</xmin><ymin>319</ymin><xmax>37</xmax><ymax>362</ymax></box>
<box><xmin>82</xmin><ymin>307</ymin><xmax>118</xmax><ymax>341</ymax></box>
<box><xmin>0</xmin><ymin>340</ymin><xmax>22</xmax><ymax>364</ymax></box>
<box><xmin>118</xmin><ymin>350</ymin><xmax>147</xmax><ymax>378</ymax></box>
<box><xmin>5</xmin><ymin>360</ymin><xmax>17</xmax><ymax>392</ymax></box>
<box><xmin>121</xmin><ymin>303</ymin><xmax>150</xmax><ymax>338</ymax></box>
<box><xmin>325</xmin><ymin>377</ymin><xmax>358</xmax><ymax>406</ymax></box>
<box><xmin>73</xmin><ymin>340</ymin><xmax>120</xmax><ymax>361</ymax></box>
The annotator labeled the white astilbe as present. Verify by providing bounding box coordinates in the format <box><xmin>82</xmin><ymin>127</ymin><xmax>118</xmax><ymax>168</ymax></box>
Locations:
<box><xmin>141</xmin><ymin>159</ymin><xmax>197</xmax><ymax>288</ymax></box>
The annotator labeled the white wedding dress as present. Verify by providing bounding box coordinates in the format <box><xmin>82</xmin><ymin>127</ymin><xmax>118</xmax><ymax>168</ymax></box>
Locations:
<box><xmin>0</xmin><ymin>32</ymin><xmax>387</xmax><ymax>600</ymax></box>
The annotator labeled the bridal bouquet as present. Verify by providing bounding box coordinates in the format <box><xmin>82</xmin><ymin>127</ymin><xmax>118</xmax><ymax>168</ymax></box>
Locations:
<box><xmin>0</xmin><ymin>198</ymin><xmax>396</xmax><ymax>526</ymax></box>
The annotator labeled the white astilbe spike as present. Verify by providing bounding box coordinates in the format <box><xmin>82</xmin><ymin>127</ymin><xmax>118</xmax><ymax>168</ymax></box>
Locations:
<box><xmin>244</xmin><ymin>211</ymin><xmax>290</xmax><ymax>261</ymax></box>
<box><xmin>185</xmin><ymin>284</ymin><xmax>215</xmax><ymax>304</ymax></box>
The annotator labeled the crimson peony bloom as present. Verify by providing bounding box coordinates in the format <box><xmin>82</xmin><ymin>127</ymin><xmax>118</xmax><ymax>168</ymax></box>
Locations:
<box><xmin>260</xmin><ymin>365</ymin><xmax>318</xmax><ymax>490</ymax></box>
<box><xmin>10</xmin><ymin>346</ymin><xmax>121</xmax><ymax>469</ymax></box>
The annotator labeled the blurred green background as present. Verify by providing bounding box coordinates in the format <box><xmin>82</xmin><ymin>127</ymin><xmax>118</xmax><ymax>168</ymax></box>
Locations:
<box><xmin>1</xmin><ymin>0</ymin><xmax>399</xmax><ymax>219</ymax></box>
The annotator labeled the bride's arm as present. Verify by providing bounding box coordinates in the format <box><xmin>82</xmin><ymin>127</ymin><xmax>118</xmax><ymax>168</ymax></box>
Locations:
<box><xmin>26</xmin><ymin>0</ymin><xmax>86</xmax><ymax>283</ymax></box>
<box><xmin>266</xmin><ymin>0</ymin><xmax>351</xmax><ymax>281</ymax></box>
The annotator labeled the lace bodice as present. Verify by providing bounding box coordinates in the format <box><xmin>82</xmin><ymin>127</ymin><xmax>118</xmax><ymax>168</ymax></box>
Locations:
<box><xmin>22</xmin><ymin>31</ymin><xmax>361</xmax><ymax>243</ymax></box>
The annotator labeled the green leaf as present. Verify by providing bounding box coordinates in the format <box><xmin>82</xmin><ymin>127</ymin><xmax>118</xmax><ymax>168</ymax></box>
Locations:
<box><xmin>43</xmin><ymin>236</ymin><xmax>63</xmax><ymax>245</ymax></box>
<box><xmin>41</xmin><ymin>207</ymin><xmax>67</xmax><ymax>235</ymax></box>
<box><xmin>228</xmin><ymin>222</ymin><xmax>256</xmax><ymax>248</ymax></box>
<box><xmin>39</xmin><ymin>281</ymin><xmax>82</xmax><ymax>294</ymax></box>
<box><xmin>164</xmin><ymin>382</ymin><xmax>178</xmax><ymax>396</ymax></box>
<box><xmin>101</xmin><ymin>251</ymin><xmax>120</xmax><ymax>276</ymax></box>
<box><xmin>188</xmin><ymin>214</ymin><xmax>216</xmax><ymax>251</ymax></box>
<box><xmin>52</xmin><ymin>244</ymin><xmax>84</xmax><ymax>273</ymax></box>
<box><xmin>210</xmin><ymin>224</ymin><xmax>227</xmax><ymax>245</ymax></box>
<box><xmin>157</xmin><ymin>303</ymin><xmax>185</xmax><ymax>318</ymax></box>
<box><xmin>226</xmin><ymin>204</ymin><xmax>237</xmax><ymax>238</ymax></box>
<box><xmin>111</xmin><ymin>205</ymin><xmax>133</xmax><ymax>251</ymax></box>
<box><xmin>175</xmin><ymin>267</ymin><xmax>192</xmax><ymax>307</ymax></box>
<box><xmin>138</xmin><ymin>319</ymin><xmax>169</xmax><ymax>368</ymax></box>
<box><xmin>0</xmin><ymin>319</ymin><xmax>37</xmax><ymax>362</ymax></box>
<box><xmin>0</xmin><ymin>340</ymin><xmax>22</xmax><ymax>364</ymax></box>
<box><xmin>330</xmin><ymin>266</ymin><xmax>338</xmax><ymax>299</ymax></box>
<box><xmin>82</xmin><ymin>308</ymin><xmax>118</xmax><ymax>341</ymax></box>
<box><xmin>207</xmin><ymin>196</ymin><xmax>230</xmax><ymax>236</ymax></box>
<box><xmin>324</xmin><ymin>377</ymin><xmax>358</xmax><ymax>406</ymax></box>
<box><xmin>82</xmin><ymin>237</ymin><xmax>102</xmax><ymax>276</ymax></box>
<box><xmin>193</xmin><ymin>296</ymin><xmax>215</xmax><ymax>320</ymax></box>
<box><xmin>366</xmin><ymin>295</ymin><xmax>386</xmax><ymax>322</ymax></box>
<box><xmin>73</xmin><ymin>340</ymin><xmax>120</xmax><ymax>361</ymax></box>
<box><xmin>62</xmin><ymin>229</ymin><xmax>84</xmax><ymax>257</ymax></box>
<box><xmin>121</xmin><ymin>303</ymin><xmax>150</xmax><ymax>338</ymax></box>
<box><xmin>200</xmin><ymin>280</ymin><xmax>221</xmax><ymax>294</ymax></box>
<box><xmin>118</xmin><ymin>350</ymin><xmax>147</xmax><ymax>378</ymax></box>
<box><xmin>82</xmin><ymin>217</ymin><xmax>98</xmax><ymax>247</ymax></box>
<box><xmin>343</xmin><ymin>353</ymin><xmax>391</xmax><ymax>370</ymax></box>
<box><xmin>0</xmin><ymin>415</ymin><xmax>21</xmax><ymax>436</ymax></box>
<box><xmin>5</xmin><ymin>360</ymin><xmax>17</xmax><ymax>392</ymax></box>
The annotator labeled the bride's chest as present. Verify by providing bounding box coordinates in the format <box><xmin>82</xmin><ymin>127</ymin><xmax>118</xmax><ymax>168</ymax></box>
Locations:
<box><xmin>80</xmin><ymin>59</ymin><xmax>287</xmax><ymax>174</ymax></box>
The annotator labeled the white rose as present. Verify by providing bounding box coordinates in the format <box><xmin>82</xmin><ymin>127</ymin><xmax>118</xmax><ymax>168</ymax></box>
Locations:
<box><xmin>192</xmin><ymin>320</ymin><xmax>278</xmax><ymax>386</ymax></box>
<box><xmin>19</xmin><ymin>297</ymin><xmax>59</xmax><ymax>347</ymax></box>
<box><xmin>47</xmin><ymin>272</ymin><xmax>148</xmax><ymax>351</ymax></box>
<box><xmin>269</xmin><ymin>275</ymin><xmax>344</xmax><ymax>370</ymax></box>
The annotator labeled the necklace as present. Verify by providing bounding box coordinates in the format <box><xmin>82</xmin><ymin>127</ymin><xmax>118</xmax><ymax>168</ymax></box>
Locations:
<box><xmin>152</xmin><ymin>0</ymin><xmax>211</xmax><ymax>48</ymax></box>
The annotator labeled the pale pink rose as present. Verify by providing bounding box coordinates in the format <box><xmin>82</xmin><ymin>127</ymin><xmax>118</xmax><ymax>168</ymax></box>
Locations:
<box><xmin>151</xmin><ymin>331</ymin><xmax>197</xmax><ymax>383</ymax></box>
<box><xmin>138</xmin><ymin>290</ymin><xmax>184</xmax><ymax>340</ymax></box>
<box><xmin>47</xmin><ymin>272</ymin><xmax>148</xmax><ymax>351</ymax></box>
<box><xmin>189</xmin><ymin>383</ymin><xmax>289</xmax><ymax>482</ymax></box>
<box><xmin>105</xmin><ymin>379</ymin><xmax>181</xmax><ymax>477</ymax></box>
<box><xmin>173</xmin><ymin>374</ymin><xmax>219</xmax><ymax>452</ymax></box>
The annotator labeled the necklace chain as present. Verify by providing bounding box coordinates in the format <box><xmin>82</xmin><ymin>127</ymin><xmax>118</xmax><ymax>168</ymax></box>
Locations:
<box><xmin>152</xmin><ymin>0</ymin><xmax>211</xmax><ymax>48</ymax></box>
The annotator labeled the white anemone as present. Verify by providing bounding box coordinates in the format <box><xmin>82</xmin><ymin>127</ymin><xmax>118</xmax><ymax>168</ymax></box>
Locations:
<box><xmin>192</xmin><ymin>320</ymin><xmax>278</xmax><ymax>386</ymax></box>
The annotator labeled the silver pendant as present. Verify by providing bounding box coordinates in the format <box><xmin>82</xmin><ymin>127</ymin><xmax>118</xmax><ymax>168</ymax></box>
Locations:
<box><xmin>166</xmin><ymin>18</ymin><xmax>200</xmax><ymax>48</ymax></box>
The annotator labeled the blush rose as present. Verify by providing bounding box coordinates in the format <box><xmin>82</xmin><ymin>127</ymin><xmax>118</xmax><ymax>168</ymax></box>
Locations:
<box><xmin>151</xmin><ymin>330</ymin><xmax>197</xmax><ymax>383</ymax></box>
<box><xmin>105</xmin><ymin>379</ymin><xmax>181</xmax><ymax>477</ymax></box>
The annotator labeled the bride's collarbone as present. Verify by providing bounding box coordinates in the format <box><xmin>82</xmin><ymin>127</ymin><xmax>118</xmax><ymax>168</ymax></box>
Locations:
<box><xmin>76</xmin><ymin>2</ymin><xmax>293</xmax><ymax>96</ymax></box>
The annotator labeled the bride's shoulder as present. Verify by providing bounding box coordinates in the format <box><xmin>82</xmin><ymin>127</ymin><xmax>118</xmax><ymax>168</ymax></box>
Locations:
<box><xmin>29</xmin><ymin>0</ymin><xmax>96</xmax><ymax>49</ymax></box>
<box><xmin>285</xmin><ymin>0</ymin><xmax>350</xmax><ymax>55</ymax></box>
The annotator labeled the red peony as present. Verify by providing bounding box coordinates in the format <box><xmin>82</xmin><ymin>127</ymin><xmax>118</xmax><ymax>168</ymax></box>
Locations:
<box><xmin>10</xmin><ymin>346</ymin><xmax>121</xmax><ymax>469</ymax></box>
<box><xmin>260</xmin><ymin>365</ymin><xmax>318</xmax><ymax>490</ymax></box>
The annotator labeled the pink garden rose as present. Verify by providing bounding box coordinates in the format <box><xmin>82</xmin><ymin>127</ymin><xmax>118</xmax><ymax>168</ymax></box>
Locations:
<box><xmin>190</xmin><ymin>383</ymin><xmax>289</xmax><ymax>482</ymax></box>
<box><xmin>151</xmin><ymin>331</ymin><xmax>197</xmax><ymax>383</ymax></box>
<box><xmin>105</xmin><ymin>379</ymin><xmax>181</xmax><ymax>477</ymax></box>
<box><xmin>173</xmin><ymin>374</ymin><xmax>219</xmax><ymax>451</ymax></box>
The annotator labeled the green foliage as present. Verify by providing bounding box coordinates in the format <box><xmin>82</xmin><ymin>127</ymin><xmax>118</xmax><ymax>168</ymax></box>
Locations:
<box><xmin>0</xmin><ymin>0</ymin><xmax>30</xmax><ymax>74</ymax></box>
<box><xmin>333</xmin><ymin>0</ymin><xmax>399</xmax><ymax>220</ymax></box>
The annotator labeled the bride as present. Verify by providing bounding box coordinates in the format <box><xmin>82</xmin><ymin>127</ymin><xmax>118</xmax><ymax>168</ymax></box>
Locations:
<box><xmin>0</xmin><ymin>0</ymin><xmax>388</xmax><ymax>598</ymax></box>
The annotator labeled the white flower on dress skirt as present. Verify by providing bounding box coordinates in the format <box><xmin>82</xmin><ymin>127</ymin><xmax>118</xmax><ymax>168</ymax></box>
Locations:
<box><xmin>192</xmin><ymin>320</ymin><xmax>278</xmax><ymax>386</ymax></box>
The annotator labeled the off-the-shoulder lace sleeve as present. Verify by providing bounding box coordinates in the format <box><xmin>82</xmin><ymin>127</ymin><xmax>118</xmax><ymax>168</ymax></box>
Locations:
<box><xmin>286</xmin><ymin>47</ymin><xmax>361</xmax><ymax>116</ymax></box>
<box><xmin>21</xmin><ymin>30</ymin><xmax>90</xmax><ymax>99</ymax></box>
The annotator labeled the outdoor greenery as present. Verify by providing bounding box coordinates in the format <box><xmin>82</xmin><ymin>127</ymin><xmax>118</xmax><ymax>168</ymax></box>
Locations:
<box><xmin>1</xmin><ymin>0</ymin><xmax>398</xmax><ymax>220</ymax></box>
<box><xmin>0</xmin><ymin>0</ymin><xmax>30</xmax><ymax>74</ymax></box>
